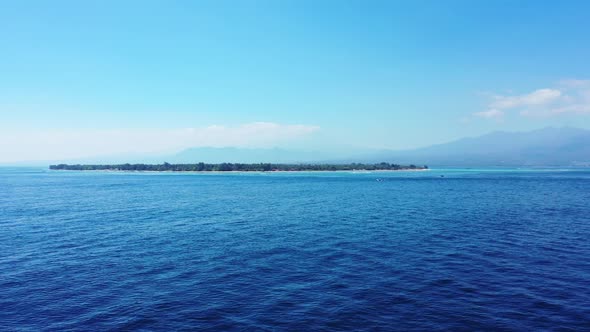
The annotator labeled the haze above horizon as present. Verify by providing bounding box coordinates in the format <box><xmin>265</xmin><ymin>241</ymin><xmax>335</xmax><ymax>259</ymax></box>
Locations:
<box><xmin>2</xmin><ymin>1</ymin><xmax>590</xmax><ymax>163</ymax></box>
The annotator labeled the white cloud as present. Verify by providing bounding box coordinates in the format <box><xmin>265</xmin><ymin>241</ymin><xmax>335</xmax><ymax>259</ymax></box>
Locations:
<box><xmin>474</xmin><ymin>80</ymin><xmax>590</xmax><ymax>119</ymax></box>
<box><xmin>558</xmin><ymin>79</ymin><xmax>590</xmax><ymax>88</ymax></box>
<box><xmin>550</xmin><ymin>104</ymin><xmax>590</xmax><ymax>115</ymax></box>
<box><xmin>474</xmin><ymin>109</ymin><xmax>504</xmax><ymax>119</ymax></box>
<box><xmin>490</xmin><ymin>89</ymin><xmax>562</xmax><ymax>109</ymax></box>
<box><xmin>0</xmin><ymin>122</ymin><xmax>320</xmax><ymax>163</ymax></box>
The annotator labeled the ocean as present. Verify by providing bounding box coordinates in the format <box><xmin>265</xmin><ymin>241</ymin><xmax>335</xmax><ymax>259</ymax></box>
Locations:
<box><xmin>1</xmin><ymin>167</ymin><xmax>589</xmax><ymax>331</ymax></box>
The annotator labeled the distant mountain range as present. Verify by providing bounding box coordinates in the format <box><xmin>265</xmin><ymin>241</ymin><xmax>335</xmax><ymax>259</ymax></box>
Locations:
<box><xmin>171</xmin><ymin>147</ymin><xmax>340</xmax><ymax>164</ymax></box>
<box><xmin>370</xmin><ymin>127</ymin><xmax>590</xmax><ymax>167</ymax></box>
<box><xmin>8</xmin><ymin>127</ymin><xmax>589</xmax><ymax>167</ymax></box>
<box><xmin>167</xmin><ymin>127</ymin><xmax>590</xmax><ymax>167</ymax></box>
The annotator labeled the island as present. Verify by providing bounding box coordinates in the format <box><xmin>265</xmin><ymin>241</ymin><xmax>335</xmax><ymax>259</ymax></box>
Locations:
<box><xmin>49</xmin><ymin>162</ymin><xmax>428</xmax><ymax>172</ymax></box>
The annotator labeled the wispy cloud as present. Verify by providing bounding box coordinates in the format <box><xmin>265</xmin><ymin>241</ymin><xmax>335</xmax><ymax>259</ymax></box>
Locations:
<box><xmin>489</xmin><ymin>89</ymin><xmax>562</xmax><ymax>110</ymax></box>
<box><xmin>474</xmin><ymin>79</ymin><xmax>590</xmax><ymax>119</ymax></box>
<box><xmin>0</xmin><ymin>122</ymin><xmax>320</xmax><ymax>163</ymax></box>
<box><xmin>474</xmin><ymin>109</ymin><xmax>504</xmax><ymax>120</ymax></box>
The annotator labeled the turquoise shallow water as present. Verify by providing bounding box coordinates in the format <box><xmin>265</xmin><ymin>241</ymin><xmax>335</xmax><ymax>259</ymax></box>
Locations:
<box><xmin>1</xmin><ymin>167</ymin><xmax>590</xmax><ymax>331</ymax></box>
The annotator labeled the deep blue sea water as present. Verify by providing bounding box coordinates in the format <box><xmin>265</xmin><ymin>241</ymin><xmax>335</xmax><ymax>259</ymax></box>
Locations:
<box><xmin>1</xmin><ymin>167</ymin><xmax>590</xmax><ymax>331</ymax></box>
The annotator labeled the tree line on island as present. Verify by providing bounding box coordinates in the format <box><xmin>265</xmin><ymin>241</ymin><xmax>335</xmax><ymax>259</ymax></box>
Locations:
<box><xmin>49</xmin><ymin>162</ymin><xmax>428</xmax><ymax>172</ymax></box>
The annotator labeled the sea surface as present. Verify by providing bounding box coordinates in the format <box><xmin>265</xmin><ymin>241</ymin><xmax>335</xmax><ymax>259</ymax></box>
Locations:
<box><xmin>1</xmin><ymin>167</ymin><xmax>590</xmax><ymax>331</ymax></box>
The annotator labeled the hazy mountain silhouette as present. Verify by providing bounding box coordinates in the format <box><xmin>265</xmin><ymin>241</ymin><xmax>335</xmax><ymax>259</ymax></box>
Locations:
<box><xmin>169</xmin><ymin>147</ymin><xmax>340</xmax><ymax>164</ymax></box>
<box><xmin>24</xmin><ymin>127</ymin><xmax>588</xmax><ymax>167</ymax></box>
<box><xmin>366</xmin><ymin>127</ymin><xmax>590</xmax><ymax>166</ymax></box>
<box><xmin>171</xmin><ymin>127</ymin><xmax>590</xmax><ymax>166</ymax></box>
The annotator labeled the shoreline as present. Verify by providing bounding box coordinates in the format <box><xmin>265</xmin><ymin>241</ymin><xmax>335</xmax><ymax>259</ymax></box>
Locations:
<box><xmin>49</xmin><ymin>162</ymin><xmax>429</xmax><ymax>173</ymax></box>
<box><xmin>49</xmin><ymin>168</ymin><xmax>430</xmax><ymax>174</ymax></box>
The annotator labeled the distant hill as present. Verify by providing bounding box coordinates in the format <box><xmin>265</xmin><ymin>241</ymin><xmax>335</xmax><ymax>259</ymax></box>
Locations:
<box><xmin>169</xmin><ymin>147</ymin><xmax>341</xmax><ymax>164</ymax></box>
<box><xmin>167</xmin><ymin>127</ymin><xmax>590</xmax><ymax>167</ymax></box>
<box><xmin>366</xmin><ymin>127</ymin><xmax>590</xmax><ymax>167</ymax></box>
<box><xmin>20</xmin><ymin>127</ymin><xmax>589</xmax><ymax>167</ymax></box>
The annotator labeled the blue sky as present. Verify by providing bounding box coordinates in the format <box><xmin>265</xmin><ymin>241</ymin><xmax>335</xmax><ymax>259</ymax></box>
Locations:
<box><xmin>2</xmin><ymin>0</ymin><xmax>590</xmax><ymax>162</ymax></box>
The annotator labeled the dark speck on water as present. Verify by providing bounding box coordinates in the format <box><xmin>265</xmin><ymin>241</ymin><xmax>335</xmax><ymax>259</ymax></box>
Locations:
<box><xmin>1</xmin><ymin>167</ymin><xmax>590</xmax><ymax>331</ymax></box>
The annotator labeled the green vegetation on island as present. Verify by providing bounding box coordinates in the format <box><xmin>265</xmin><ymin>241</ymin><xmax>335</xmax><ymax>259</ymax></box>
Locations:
<box><xmin>49</xmin><ymin>162</ymin><xmax>428</xmax><ymax>172</ymax></box>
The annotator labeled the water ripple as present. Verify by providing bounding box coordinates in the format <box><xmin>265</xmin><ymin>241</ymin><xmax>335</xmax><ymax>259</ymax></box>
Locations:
<box><xmin>1</xmin><ymin>168</ymin><xmax>590</xmax><ymax>330</ymax></box>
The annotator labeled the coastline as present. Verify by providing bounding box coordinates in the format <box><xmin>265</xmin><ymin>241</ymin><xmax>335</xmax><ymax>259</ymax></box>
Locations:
<box><xmin>49</xmin><ymin>162</ymin><xmax>429</xmax><ymax>173</ymax></box>
<box><xmin>49</xmin><ymin>168</ymin><xmax>430</xmax><ymax>174</ymax></box>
